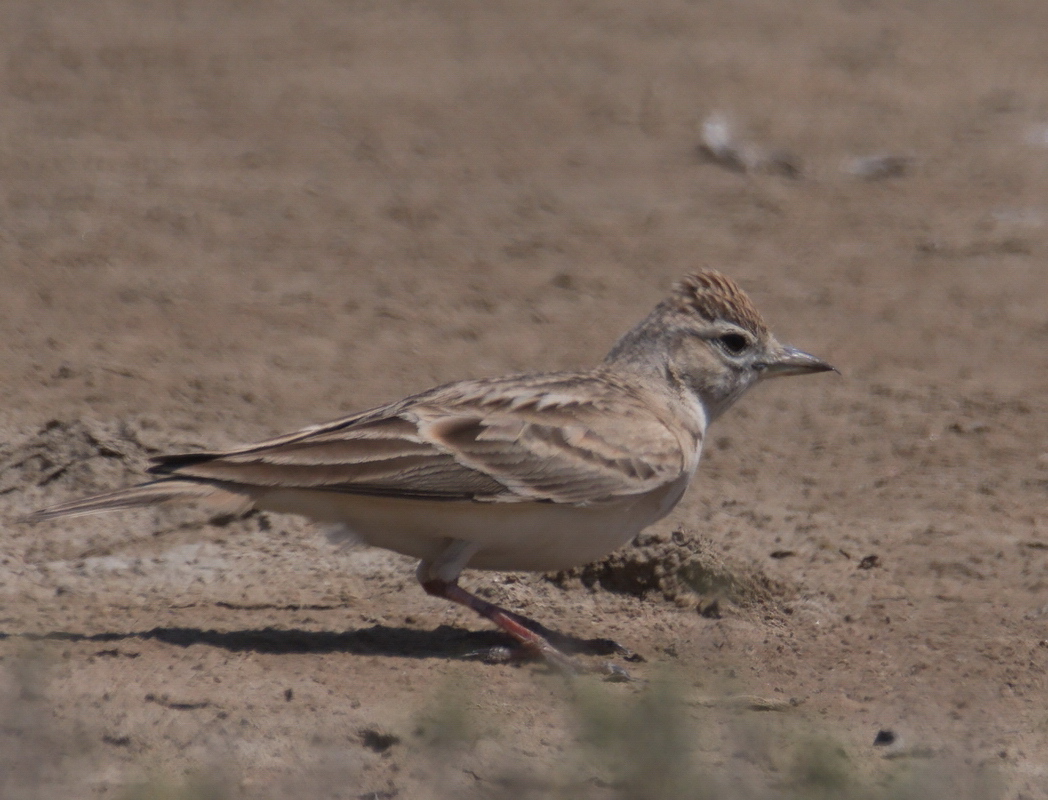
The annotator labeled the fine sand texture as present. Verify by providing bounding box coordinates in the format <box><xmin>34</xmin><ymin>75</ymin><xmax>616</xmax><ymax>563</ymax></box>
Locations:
<box><xmin>3</xmin><ymin>1</ymin><xmax>1048</xmax><ymax>797</ymax></box>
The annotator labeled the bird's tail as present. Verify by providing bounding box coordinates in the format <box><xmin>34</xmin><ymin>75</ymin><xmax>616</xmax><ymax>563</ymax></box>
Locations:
<box><xmin>24</xmin><ymin>479</ymin><xmax>253</xmax><ymax>523</ymax></box>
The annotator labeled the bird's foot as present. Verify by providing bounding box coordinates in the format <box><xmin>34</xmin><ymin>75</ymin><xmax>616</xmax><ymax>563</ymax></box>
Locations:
<box><xmin>464</xmin><ymin>641</ymin><xmax>636</xmax><ymax>681</ymax></box>
<box><xmin>423</xmin><ymin>577</ymin><xmax>639</xmax><ymax>680</ymax></box>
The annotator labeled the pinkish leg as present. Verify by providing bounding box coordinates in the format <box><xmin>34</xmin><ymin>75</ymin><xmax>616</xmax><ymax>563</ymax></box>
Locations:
<box><xmin>419</xmin><ymin>577</ymin><xmax>631</xmax><ymax>679</ymax></box>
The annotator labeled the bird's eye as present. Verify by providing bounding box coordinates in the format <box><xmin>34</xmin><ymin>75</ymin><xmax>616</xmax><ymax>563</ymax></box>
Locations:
<box><xmin>716</xmin><ymin>333</ymin><xmax>750</xmax><ymax>355</ymax></box>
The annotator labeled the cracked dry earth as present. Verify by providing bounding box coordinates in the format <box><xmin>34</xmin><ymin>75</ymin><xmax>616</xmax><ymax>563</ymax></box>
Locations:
<box><xmin>3</xmin><ymin>1</ymin><xmax>1048</xmax><ymax>798</ymax></box>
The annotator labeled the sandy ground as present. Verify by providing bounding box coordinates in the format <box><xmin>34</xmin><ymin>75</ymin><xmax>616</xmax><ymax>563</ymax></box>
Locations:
<box><xmin>3</xmin><ymin>1</ymin><xmax>1048</xmax><ymax>797</ymax></box>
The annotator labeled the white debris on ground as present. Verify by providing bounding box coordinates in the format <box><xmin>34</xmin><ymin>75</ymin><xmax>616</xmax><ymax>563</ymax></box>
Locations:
<box><xmin>697</xmin><ymin>113</ymin><xmax>800</xmax><ymax>177</ymax></box>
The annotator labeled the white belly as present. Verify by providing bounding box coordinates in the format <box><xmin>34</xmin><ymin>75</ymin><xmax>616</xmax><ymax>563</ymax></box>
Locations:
<box><xmin>257</xmin><ymin>472</ymin><xmax>692</xmax><ymax>572</ymax></box>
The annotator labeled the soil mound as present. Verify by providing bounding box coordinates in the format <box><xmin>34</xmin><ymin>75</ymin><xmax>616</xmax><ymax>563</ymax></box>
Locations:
<box><xmin>549</xmin><ymin>528</ymin><xmax>788</xmax><ymax>611</ymax></box>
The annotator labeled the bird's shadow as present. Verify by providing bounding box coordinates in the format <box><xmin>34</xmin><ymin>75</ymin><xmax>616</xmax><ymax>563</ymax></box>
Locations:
<box><xmin>0</xmin><ymin>624</ymin><xmax>624</xmax><ymax>661</ymax></box>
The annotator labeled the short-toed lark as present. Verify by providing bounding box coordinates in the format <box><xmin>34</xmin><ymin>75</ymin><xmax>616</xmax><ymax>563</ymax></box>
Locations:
<box><xmin>29</xmin><ymin>271</ymin><xmax>834</xmax><ymax>673</ymax></box>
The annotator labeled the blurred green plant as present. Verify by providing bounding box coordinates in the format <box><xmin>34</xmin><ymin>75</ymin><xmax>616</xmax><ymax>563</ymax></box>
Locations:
<box><xmin>117</xmin><ymin>775</ymin><xmax>231</xmax><ymax>800</ymax></box>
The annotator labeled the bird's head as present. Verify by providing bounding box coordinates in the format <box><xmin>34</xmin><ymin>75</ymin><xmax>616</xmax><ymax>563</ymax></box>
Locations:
<box><xmin>605</xmin><ymin>271</ymin><xmax>836</xmax><ymax>422</ymax></box>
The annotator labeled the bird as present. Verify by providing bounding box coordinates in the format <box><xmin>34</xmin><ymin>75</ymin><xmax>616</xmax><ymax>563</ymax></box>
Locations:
<box><xmin>27</xmin><ymin>271</ymin><xmax>835</xmax><ymax>674</ymax></box>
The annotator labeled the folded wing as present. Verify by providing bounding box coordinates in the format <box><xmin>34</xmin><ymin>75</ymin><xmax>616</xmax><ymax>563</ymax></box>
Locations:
<box><xmin>149</xmin><ymin>373</ymin><xmax>690</xmax><ymax>505</ymax></box>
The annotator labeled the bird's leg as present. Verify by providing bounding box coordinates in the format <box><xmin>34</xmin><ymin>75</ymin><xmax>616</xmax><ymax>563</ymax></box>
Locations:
<box><xmin>472</xmin><ymin>602</ymin><xmax>637</xmax><ymax>661</ymax></box>
<box><xmin>417</xmin><ymin>546</ymin><xmax>632</xmax><ymax>678</ymax></box>
<box><xmin>419</xmin><ymin>576</ymin><xmax>582</xmax><ymax>672</ymax></box>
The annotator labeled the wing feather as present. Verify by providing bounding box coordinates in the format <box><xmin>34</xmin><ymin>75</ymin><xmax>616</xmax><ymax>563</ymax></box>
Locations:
<box><xmin>149</xmin><ymin>372</ymin><xmax>695</xmax><ymax>504</ymax></box>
